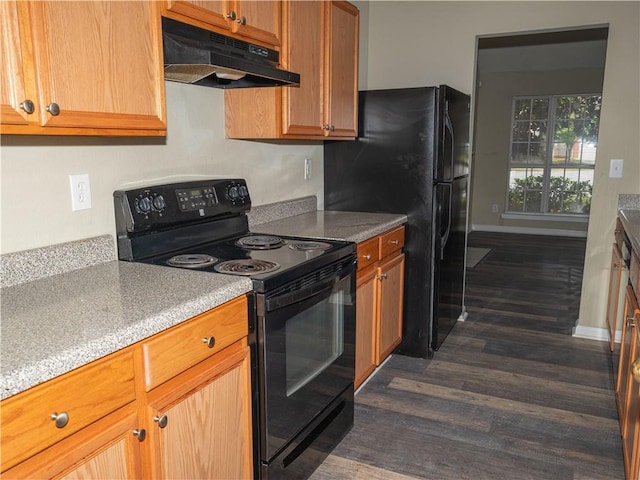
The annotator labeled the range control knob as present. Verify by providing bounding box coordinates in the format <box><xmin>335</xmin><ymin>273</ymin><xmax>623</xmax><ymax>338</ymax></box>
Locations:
<box><xmin>138</xmin><ymin>196</ymin><xmax>152</xmax><ymax>213</ymax></box>
<box><xmin>153</xmin><ymin>195</ymin><xmax>166</xmax><ymax>211</ymax></box>
<box><xmin>238</xmin><ymin>185</ymin><xmax>248</xmax><ymax>198</ymax></box>
<box><xmin>228</xmin><ymin>186</ymin><xmax>239</xmax><ymax>200</ymax></box>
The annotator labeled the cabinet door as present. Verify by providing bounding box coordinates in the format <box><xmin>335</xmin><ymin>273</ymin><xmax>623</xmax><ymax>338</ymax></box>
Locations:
<box><xmin>234</xmin><ymin>1</ymin><xmax>280</xmax><ymax>47</ymax></box>
<box><xmin>618</xmin><ymin>287</ymin><xmax>640</xmax><ymax>428</ymax></box>
<box><xmin>622</xmin><ymin>292</ymin><xmax>640</xmax><ymax>480</ymax></box>
<box><xmin>165</xmin><ymin>0</ymin><xmax>233</xmax><ymax>32</ymax></box>
<box><xmin>26</xmin><ymin>1</ymin><xmax>166</xmax><ymax>131</ymax></box>
<box><xmin>2</xmin><ymin>404</ymin><xmax>142</xmax><ymax>480</ymax></box>
<box><xmin>355</xmin><ymin>266</ymin><xmax>378</xmax><ymax>389</ymax></box>
<box><xmin>281</xmin><ymin>0</ymin><xmax>324</xmax><ymax>137</ymax></box>
<box><xmin>146</xmin><ymin>341</ymin><xmax>253</xmax><ymax>480</ymax></box>
<box><xmin>324</xmin><ymin>0</ymin><xmax>358</xmax><ymax>138</ymax></box>
<box><xmin>376</xmin><ymin>253</ymin><xmax>405</xmax><ymax>364</ymax></box>
<box><xmin>606</xmin><ymin>243</ymin><xmax>625</xmax><ymax>352</ymax></box>
<box><xmin>0</xmin><ymin>1</ymin><xmax>30</xmax><ymax>125</ymax></box>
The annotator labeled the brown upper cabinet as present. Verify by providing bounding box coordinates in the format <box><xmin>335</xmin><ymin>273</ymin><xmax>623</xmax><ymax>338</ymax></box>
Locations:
<box><xmin>0</xmin><ymin>1</ymin><xmax>166</xmax><ymax>136</ymax></box>
<box><xmin>163</xmin><ymin>0</ymin><xmax>281</xmax><ymax>48</ymax></box>
<box><xmin>224</xmin><ymin>0</ymin><xmax>359</xmax><ymax>140</ymax></box>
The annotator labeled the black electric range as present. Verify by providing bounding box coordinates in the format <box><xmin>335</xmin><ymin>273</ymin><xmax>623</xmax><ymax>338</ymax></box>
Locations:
<box><xmin>114</xmin><ymin>179</ymin><xmax>356</xmax><ymax>480</ymax></box>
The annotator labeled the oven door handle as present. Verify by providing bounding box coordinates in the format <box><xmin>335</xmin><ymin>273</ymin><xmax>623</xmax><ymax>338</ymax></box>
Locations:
<box><xmin>266</xmin><ymin>277</ymin><xmax>336</xmax><ymax>312</ymax></box>
<box><xmin>265</xmin><ymin>258</ymin><xmax>356</xmax><ymax>312</ymax></box>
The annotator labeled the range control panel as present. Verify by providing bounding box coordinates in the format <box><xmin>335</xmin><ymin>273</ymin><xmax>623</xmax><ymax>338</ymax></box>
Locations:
<box><xmin>114</xmin><ymin>179</ymin><xmax>251</xmax><ymax>234</ymax></box>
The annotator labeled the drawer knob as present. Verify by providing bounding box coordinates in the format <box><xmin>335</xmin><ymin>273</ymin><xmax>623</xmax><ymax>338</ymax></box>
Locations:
<box><xmin>202</xmin><ymin>336</ymin><xmax>216</xmax><ymax>349</ymax></box>
<box><xmin>50</xmin><ymin>411</ymin><xmax>69</xmax><ymax>428</ymax></box>
<box><xmin>627</xmin><ymin>317</ymin><xmax>637</xmax><ymax>328</ymax></box>
<box><xmin>154</xmin><ymin>414</ymin><xmax>168</xmax><ymax>429</ymax></box>
<box><xmin>133</xmin><ymin>429</ymin><xmax>146</xmax><ymax>441</ymax></box>
<box><xmin>362</xmin><ymin>254</ymin><xmax>371</xmax><ymax>260</ymax></box>
<box><xmin>389</xmin><ymin>239</ymin><xmax>400</xmax><ymax>245</ymax></box>
<box><xmin>377</xmin><ymin>273</ymin><xmax>388</xmax><ymax>281</ymax></box>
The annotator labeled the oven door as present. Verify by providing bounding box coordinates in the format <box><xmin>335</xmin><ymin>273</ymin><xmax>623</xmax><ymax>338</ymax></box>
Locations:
<box><xmin>258</xmin><ymin>256</ymin><xmax>356</xmax><ymax>461</ymax></box>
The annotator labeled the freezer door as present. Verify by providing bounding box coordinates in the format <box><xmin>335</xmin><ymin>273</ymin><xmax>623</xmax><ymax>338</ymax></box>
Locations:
<box><xmin>432</xmin><ymin>176</ymin><xmax>467</xmax><ymax>350</ymax></box>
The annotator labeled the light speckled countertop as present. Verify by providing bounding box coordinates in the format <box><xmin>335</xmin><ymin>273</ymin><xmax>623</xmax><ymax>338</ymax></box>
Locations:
<box><xmin>254</xmin><ymin>210</ymin><xmax>408</xmax><ymax>243</ymax></box>
<box><xmin>620</xmin><ymin>209</ymin><xmax>640</xmax><ymax>255</ymax></box>
<box><xmin>1</xmin><ymin>261</ymin><xmax>252</xmax><ymax>399</ymax></box>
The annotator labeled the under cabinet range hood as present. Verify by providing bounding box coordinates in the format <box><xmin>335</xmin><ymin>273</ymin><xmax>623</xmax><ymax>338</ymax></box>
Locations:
<box><xmin>161</xmin><ymin>17</ymin><xmax>300</xmax><ymax>89</ymax></box>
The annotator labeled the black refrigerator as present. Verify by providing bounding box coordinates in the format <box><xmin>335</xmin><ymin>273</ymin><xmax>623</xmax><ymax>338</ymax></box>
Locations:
<box><xmin>324</xmin><ymin>86</ymin><xmax>470</xmax><ymax>358</ymax></box>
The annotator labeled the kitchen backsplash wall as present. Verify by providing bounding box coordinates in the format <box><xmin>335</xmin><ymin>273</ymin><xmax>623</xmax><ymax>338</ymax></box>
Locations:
<box><xmin>0</xmin><ymin>82</ymin><xmax>324</xmax><ymax>255</ymax></box>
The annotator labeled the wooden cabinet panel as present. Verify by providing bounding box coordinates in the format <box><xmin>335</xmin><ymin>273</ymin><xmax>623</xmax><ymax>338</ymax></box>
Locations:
<box><xmin>357</xmin><ymin>237</ymin><xmax>379</xmax><ymax>271</ymax></box>
<box><xmin>355</xmin><ymin>266</ymin><xmax>377</xmax><ymax>388</ymax></box>
<box><xmin>324</xmin><ymin>0</ymin><xmax>358</xmax><ymax>138</ymax></box>
<box><xmin>0</xmin><ymin>1</ymin><xmax>29</xmax><ymax>125</ymax></box>
<box><xmin>3</xmin><ymin>0</ymin><xmax>166</xmax><ymax>135</ymax></box>
<box><xmin>380</xmin><ymin>226</ymin><xmax>405</xmax><ymax>259</ymax></box>
<box><xmin>376</xmin><ymin>253</ymin><xmax>405</xmax><ymax>364</ymax></box>
<box><xmin>145</xmin><ymin>340</ymin><xmax>253</xmax><ymax>480</ymax></box>
<box><xmin>234</xmin><ymin>0</ymin><xmax>280</xmax><ymax>47</ymax></box>
<box><xmin>2</xmin><ymin>403</ymin><xmax>142</xmax><ymax>480</ymax></box>
<box><xmin>631</xmin><ymin>251</ymin><xmax>639</xmax><ymax>293</ymax></box>
<box><xmin>142</xmin><ymin>295</ymin><xmax>248</xmax><ymax>391</ymax></box>
<box><xmin>281</xmin><ymin>0</ymin><xmax>324</xmax><ymax>137</ymax></box>
<box><xmin>165</xmin><ymin>0</ymin><xmax>231</xmax><ymax>31</ymax></box>
<box><xmin>606</xmin><ymin>243</ymin><xmax>625</xmax><ymax>351</ymax></box>
<box><xmin>1</xmin><ymin>351</ymin><xmax>136</xmax><ymax>471</ymax></box>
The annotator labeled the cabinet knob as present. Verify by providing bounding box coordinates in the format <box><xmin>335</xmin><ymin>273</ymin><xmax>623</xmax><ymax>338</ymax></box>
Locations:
<box><xmin>627</xmin><ymin>316</ymin><xmax>637</xmax><ymax>328</ymax></box>
<box><xmin>20</xmin><ymin>99</ymin><xmax>35</xmax><ymax>114</ymax></box>
<box><xmin>133</xmin><ymin>429</ymin><xmax>146</xmax><ymax>441</ymax></box>
<box><xmin>46</xmin><ymin>102</ymin><xmax>60</xmax><ymax>116</ymax></box>
<box><xmin>237</xmin><ymin>16</ymin><xmax>246</xmax><ymax>25</ymax></box>
<box><xmin>389</xmin><ymin>239</ymin><xmax>400</xmax><ymax>245</ymax></box>
<box><xmin>362</xmin><ymin>254</ymin><xmax>371</xmax><ymax>260</ymax></box>
<box><xmin>226</xmin><ymin>10</ymin><xmax>236</xmax><ymax>20</ymax></box>
<box><xmin>632</xmin><ymin>359</ymin><xmax>640</xmax><ymax>384</ymax></box>
<box><xmin>323</xmin><ymin>124</ymin><xmax>335</xmax><ymax>131</ymax></box>
<box><xmin>202</xmin><ymin>336</ymin><xmax>216</xmax><ymax>349</ymax></box>
<box><xmin>377</xmin><ymin>273</ymin><xmax>388</xmax><ymax>281</ymax></box>
<box><xmin>50</xmin><ymin>411</ymin><xmax>69</xmax><ymax>428</ymax></box>
<box><xmin>154</xmin><ymin>414</ymin><xmax>168</xmax><ymax>429</ymax></box>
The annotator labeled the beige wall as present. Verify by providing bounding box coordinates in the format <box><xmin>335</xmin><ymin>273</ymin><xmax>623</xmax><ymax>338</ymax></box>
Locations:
<box><xmin>472</xmin><ymin>67</ymin><xmax>605</xmax><ymax>233</ymax></box>
<box><xmin>363</xmin><ymin>1</ymin><xmax>640</xmax><ymax>330</ymax></box>
<box><xmin>0</xmin><ymin>82</ymin><xmax>323</xmax><ymax>254</ymax></box>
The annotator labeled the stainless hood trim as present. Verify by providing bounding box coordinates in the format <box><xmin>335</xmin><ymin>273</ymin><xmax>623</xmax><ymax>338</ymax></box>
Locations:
<box><xmin>161</xmin><ymin>17</ymin><xmax>300</xmax><ymax>89</ymax></box>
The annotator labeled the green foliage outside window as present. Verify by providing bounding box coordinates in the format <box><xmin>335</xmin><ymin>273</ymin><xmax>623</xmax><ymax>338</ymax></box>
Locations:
<box><xmin>508</xmin><ymin>175</ymin><xmax>592</xmax><ymax>214</ymax></box>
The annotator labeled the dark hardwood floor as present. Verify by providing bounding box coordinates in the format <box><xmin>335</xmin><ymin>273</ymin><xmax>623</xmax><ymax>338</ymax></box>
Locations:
<box><xmin>311</xmin><ymin>232</ymin><xmax>623</xmax><ymax>480</ymax></box>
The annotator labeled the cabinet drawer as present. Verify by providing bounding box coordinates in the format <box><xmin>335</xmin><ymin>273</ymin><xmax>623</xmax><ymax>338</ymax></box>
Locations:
<box><xmin>142</xmin><ymin>295</ymin><xmax>248</xmax><ymax>391</ymax></box>
<box><xmin>357</xmin><ymin>237</ymin><xmax>379</xmax><ymax>271</ymax></box>
<box><xmin>380</xmin><ymin>226</ymin><xmax>405</xmax><ymax>259</ymax></box>
<box><xmin>1</xmin><ymin>350</ymin><xmax>136</xmax><ymax>471</ymax></box>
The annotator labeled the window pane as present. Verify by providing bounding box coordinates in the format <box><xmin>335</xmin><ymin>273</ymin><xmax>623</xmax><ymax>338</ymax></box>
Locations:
<box><xmin>531</xmin><ymin>98</ymin><xmax>549</xmax><ymax>120</ymax></box>
<box><xmin>548</xmin><ymin>168</ymin><xmax>592</xmax><ymax>214</ymax></box>
<box><xmin>514</xmin><ymin>99</ymin><xmax>531</xmax><ymax>119</ymax></box>
<box><xmin>508</xmin><ymin>168</ymin><xmax>544</xmax><ymax>213</ymax></box>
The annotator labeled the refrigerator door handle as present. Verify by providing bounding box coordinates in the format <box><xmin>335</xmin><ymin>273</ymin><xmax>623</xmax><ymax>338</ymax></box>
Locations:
<box><xmin>444</xmin><ymin>105</ymin><xmax>455</xmax><ymax>182</ymax></box>
<box><xmin>440</xmin><ymin>183</ymin><xmax>453</xmax><ymax>260</ymax></box>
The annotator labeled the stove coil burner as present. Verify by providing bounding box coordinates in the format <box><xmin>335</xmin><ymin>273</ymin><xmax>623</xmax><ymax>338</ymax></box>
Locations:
<box><xmin>236</xmin><ymin>235</ymin><xmax>285</xmax><ymax>250</ymax></box>
<box><xmin>214</xmin><ymin>259</ymin><xmax>280</xmax><ymax>276</ymax></box>
<box><xmin>167</xmin><ymin>254</ymin><xmax>217</xmax><ymax>269</ymax></box>
<box><xmin>288</xmin><ymin>241</ymin><xmax>332</xmax><ymax>252</ymax></box>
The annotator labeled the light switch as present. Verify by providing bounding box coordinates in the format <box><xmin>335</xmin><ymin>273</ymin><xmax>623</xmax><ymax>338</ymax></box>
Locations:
<box><xmin>609</xmin><ymin>159</ymin><xmax>624</xmax><ymax>178</ymax></box>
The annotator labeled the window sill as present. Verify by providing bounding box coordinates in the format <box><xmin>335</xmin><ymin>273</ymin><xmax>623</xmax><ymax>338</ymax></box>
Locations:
<box><xmin>501</xmin><ymin>213</ymin><xmax>589</xmax><ymax>223</ymax></box>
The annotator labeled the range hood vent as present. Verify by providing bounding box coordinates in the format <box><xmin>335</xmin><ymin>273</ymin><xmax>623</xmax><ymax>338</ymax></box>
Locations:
<box><xmin>161</xmin><ymin>17</ymin><xmax>300</xmax><ymax>89</ymax></box>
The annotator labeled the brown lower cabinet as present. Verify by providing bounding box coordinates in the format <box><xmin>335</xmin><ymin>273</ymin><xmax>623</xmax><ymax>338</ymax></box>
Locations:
<box><xmin>0</xmin><ymin>296</ymin><xmax>252</xmax><ymax>479</ymax></box>
<box><xmin>354</xmin><ymin>226</ymin><xmax>405</xmax><ymax>389</ymax></box>
<box><xmin>615</xmin><ymin>233</ymin><xmax>640</xmax><ymax>479</ymax></box>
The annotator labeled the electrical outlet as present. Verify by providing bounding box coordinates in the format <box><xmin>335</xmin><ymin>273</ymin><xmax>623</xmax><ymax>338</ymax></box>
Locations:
<box><xmin>304</xmin><ymin>158</ymin><xmax>312</xmax><ymax>180</ymax></box>
<box><xmin>69</xmin><ymin>174</ymin><xmax>92</xmax><ymax>211</ymax></box>
<box><xmin>491</xmin><ymin>204</ymin><xmax>499</xmax><ymax>213</ymax></box>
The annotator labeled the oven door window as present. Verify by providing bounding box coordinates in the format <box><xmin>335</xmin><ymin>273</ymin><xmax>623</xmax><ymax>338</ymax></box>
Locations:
<box><xmin>260</xmin><ymin>267</ymin><xmax>355</xmax><ymax>460</ymax></box>
<box><xmin>286</xmin><ymin>290</ymin><xmax>344</xmax><ymax>396</ymax></box>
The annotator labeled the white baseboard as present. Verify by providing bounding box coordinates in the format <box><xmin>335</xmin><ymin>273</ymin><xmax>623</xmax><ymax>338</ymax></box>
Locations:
<box><xmin>572</xmin><ymin>325</ymin><xmax>620</xmax><ymax>343</ymax></box>
<box><xmin>471</xmin><ymin>224</ymin><xmax>587</xmax><ymax>238</ymax></box>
